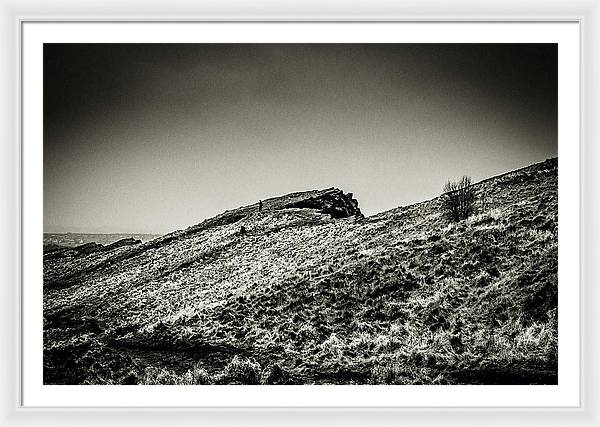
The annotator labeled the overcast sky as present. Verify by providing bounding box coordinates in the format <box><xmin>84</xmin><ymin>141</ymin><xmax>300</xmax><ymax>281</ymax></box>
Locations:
<box><xmin>44</xmin><ymin>43</ymin><xmax>557</xmax><ymax>234</ymax></box>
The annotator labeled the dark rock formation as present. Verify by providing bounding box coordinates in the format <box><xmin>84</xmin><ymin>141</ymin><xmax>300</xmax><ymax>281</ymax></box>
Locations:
<box><xmin>73</xmin><ymin>242</ymin><xmax>105</xmax><ymax>255</ymax></box>
<box><xmin>280</xmin><ymin>188</ymin><xmax>361</xmax><ymax>218</ymax></box>
<box><xmin>104</xmin><ymin>237</ymin><xmax>142</xmax><ymax>251</ymax></box>
<box><xmin>43</xmin><ymin>243</ymin><xmax>66</xmax><ymax>254</ymax></box>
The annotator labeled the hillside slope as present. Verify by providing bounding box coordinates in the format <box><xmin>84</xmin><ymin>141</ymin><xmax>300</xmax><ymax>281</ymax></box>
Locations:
<box><xmin>44</xmin><ymin>159</ymin><xmax>558</xmax><ymax>385</ymax></box>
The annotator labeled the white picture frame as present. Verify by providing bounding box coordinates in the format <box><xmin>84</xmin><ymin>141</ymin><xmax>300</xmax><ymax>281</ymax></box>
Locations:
<box><xmin>2</xmin><ymin>0</ymin><xmax>599</xmax><ymax>425</ymax></box>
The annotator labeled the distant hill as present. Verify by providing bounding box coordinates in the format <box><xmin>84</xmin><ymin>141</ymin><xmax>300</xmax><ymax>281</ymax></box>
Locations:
<box><xmin>43</xmin><ymin>158</ymin><xmax>558</xmax><ymax>385</ymax></box>
<box><xmin>44</xmin><ymin>233</ymin><xmax>162</xmax><ymax>248</ymax></box>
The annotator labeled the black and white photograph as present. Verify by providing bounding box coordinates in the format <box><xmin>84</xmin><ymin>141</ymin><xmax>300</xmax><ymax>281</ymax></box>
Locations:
<box><xmin>43</xmin><ymin>43</ymin><xmax>559</xmax><ymax>386</ymax></box>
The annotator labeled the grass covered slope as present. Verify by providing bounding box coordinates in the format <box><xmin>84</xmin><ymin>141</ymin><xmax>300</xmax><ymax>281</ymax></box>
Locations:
<box><xmin>43</xmin><ymin>159</ymin><xmax>558</xmax><ymax>385</ymax></box>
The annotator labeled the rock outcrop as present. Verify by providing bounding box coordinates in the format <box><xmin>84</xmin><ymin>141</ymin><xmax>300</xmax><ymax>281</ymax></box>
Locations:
<box><xmin>184</xmin><ymin>187</ymin><xmax>361</xmax><ymax>235</ymax></box>
<box><xmin>261</xmin><ymin>187</ymin><xmax>361</xmax><ymax>218</ymax></box>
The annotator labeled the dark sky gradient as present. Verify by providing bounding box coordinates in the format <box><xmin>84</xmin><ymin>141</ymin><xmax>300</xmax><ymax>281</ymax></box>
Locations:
<box><xmin>44</xmin><ymin>44</ymin><xmax>557</xmax><ymax>234</ymax></box>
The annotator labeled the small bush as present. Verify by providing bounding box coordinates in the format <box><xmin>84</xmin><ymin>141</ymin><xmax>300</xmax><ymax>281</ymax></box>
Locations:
<box><xmin>221</xmin><ymin>356</ymin><xmax>262</xmax><ymax>384</ymax></box>
<box><xmin>442</xmin><ymin>176</ymin><xmax>477</xmax><ymax>222</ymax></box>
<box><xmin>318</xmin><ymin>333</ymin><xmax>344</xmax><ymax>359</ymax></box>
<box><xmin>262</xmin><ymin>363</ymin><xmax>292</xmax><ymax>385</ymax></box>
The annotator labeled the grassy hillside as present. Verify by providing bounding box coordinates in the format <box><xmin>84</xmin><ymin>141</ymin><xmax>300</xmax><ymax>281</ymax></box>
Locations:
<box><xmin>43</xmin><ymin>158</ymin><xmax>558</xmax><ymax>385</ymax></box>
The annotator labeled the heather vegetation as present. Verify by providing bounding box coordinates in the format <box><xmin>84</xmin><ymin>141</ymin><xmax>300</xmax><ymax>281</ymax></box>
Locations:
<box><xmin>43</xmin><ymin>159</ymin><xmax>558</xmax><ymax>385</ymax></box>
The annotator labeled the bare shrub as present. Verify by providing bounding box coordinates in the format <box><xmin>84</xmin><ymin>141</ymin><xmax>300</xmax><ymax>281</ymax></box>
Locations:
<box><xmin>442</xmin><ymin>176</ymin><xmax>476</xmax><ymax>222</ymax></box>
